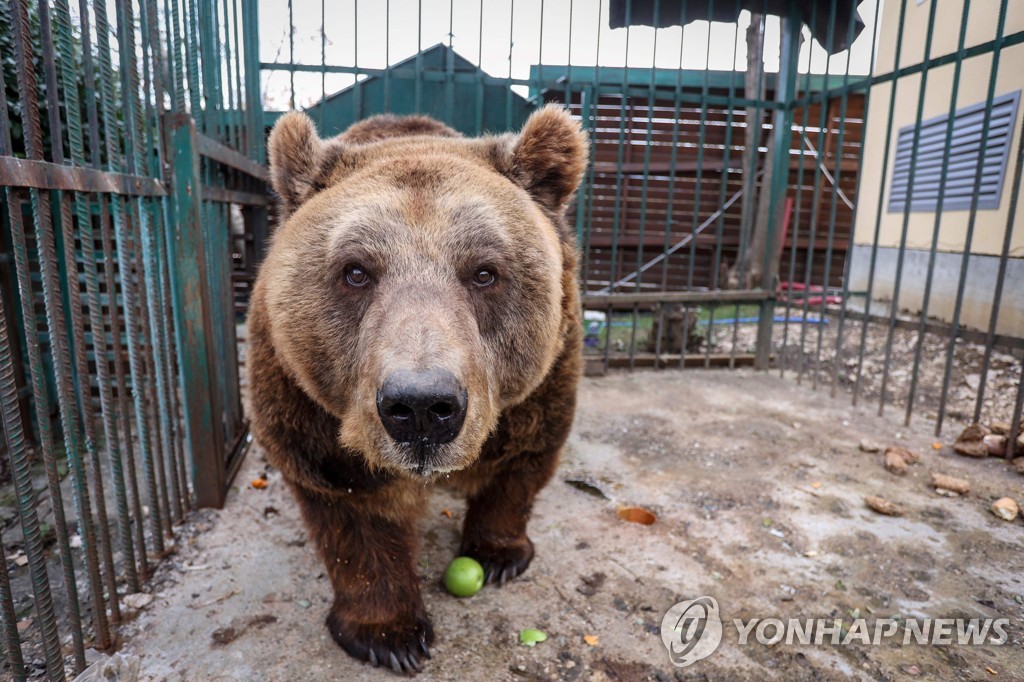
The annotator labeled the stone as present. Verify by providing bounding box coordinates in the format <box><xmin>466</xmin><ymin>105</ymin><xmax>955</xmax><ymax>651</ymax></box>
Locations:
<box><xmin>887</xmin><ymin>446</ymin><xmax>920</xmax><ymax>464</ymax></box>
<box><xmin>884</xmin><ymin>447</ymin><xmax>920</xmax><ymax>475</ymax></box>
<box><xmin>954</xmin><ymin>424</ymin><xmax>990</xmax><ymax>458</ymax></box>
<box><xmin>884</xmin><ymin>450</ymin><xmax>909</xmax><ymax>475</ymax></box>
<box><xmin>72</xmin><ymin>653</ymin><xmax>140</xmax><ymax>682</ymax></box>
<box><xmin>983</xmin><ymin>435</ymin><xmax>1007</xmax><ymax>456</ymax></box>
<box><xmin>991</xmin><ymin>498</ymin><xmax>1019</xmax><ymax>522</ymax></box>
<box><xmin>123</xmin><ymin>593</ymin><xmax>153</xmax><ymax>610</ymax></box>
<box><xmin>931</xmin><ymin>473</ymin><xmax>970</xmax><ymax>495</ymax></box>
<box><xmin>989</xmin><ymin>422</ymin><xmax>1011</xmax><ymax>436</ymax></box>
<box><xmin>865</xmin><ymin>496</ymin><xmax>904</xmax><ymax>517</ymax></box>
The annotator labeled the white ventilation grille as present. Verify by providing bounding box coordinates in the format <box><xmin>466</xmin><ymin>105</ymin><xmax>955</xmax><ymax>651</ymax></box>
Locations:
<box><xmin>888</xmin><ymin>90</ymin><xmax>1020</xmax><ymax>212</ymax></box>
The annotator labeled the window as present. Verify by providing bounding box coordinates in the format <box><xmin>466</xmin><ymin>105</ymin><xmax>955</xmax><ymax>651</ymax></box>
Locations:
<box><xmin>888</xmin><ymin>90</ymin><xmax>1020</xmax><ymax>212</ymax></box>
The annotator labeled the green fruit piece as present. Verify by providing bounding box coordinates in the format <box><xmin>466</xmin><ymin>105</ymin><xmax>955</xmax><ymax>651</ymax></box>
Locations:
<box><xmin>519</xmin><ymin>628</ymin><xmax>548</xmax><ymax>647</ymax></box>
<box><xmin>443</xmin><ymin>556</ymin><xmax>485</xmax><ymax>598</ymax></box>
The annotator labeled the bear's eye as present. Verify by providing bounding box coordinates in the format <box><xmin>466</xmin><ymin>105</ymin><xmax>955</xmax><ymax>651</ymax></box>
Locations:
<box><xmin>472</xmin><ymin>268</ymin><xmax>496</xmax><ymax>287</ymax></box>
<box><xmin>345</xmin><ymin>264</ymin><xmax>370</xmax><ymax>287</ymax></box>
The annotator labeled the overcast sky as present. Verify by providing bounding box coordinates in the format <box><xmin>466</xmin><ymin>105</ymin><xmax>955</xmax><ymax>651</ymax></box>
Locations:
<box><xmin>259</xmin><ymin>0</ymin><xmax>880</xmax><ymax>110</ymax></box>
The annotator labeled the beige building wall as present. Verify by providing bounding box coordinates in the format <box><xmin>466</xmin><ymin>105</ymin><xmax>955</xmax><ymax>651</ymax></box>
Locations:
<box><xmin>855</xmin><ymin>0</ymin><xmax>1024</xmax><ymax>257</ymax></box>
<box><xmin>875</xmin><ymin>0</ymin><xmax>1024</xmax><ymax>73</ymax></box>
<box><xmin>849</xmin><ymin>0</ymin><xmax>1023</xmax><ymax>337</ymax></box>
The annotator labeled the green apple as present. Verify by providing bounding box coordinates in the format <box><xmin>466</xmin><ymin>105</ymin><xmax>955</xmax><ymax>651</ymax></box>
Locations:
<box><xmin>443</xmin><ymin>556</ymin><xmax>485</xmax><ymax>598</ymax></box>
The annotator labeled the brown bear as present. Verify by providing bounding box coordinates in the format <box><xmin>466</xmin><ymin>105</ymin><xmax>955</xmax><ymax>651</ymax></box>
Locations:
<box><xmin>247</xmin><ymin>105</ymin><xmax>588</xmax><ymax>674</ymax></box>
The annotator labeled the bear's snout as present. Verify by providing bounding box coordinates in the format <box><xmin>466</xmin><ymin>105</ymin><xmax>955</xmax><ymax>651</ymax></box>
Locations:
<box><xmin>376</xmin><ymin>368</ymin><xmax>468</xmax><ymax>447</ymax></box>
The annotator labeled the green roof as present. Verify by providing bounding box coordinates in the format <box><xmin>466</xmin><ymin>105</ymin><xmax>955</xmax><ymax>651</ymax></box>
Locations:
<box><xmin>527</xmin><ymin>64</ymin><xmax>866</xmax><ymax>99</ymax></box>
<box><xmin>267</xmin><ymin>44</ymin><xmax>533</xmax><ymax>137</ymax></box>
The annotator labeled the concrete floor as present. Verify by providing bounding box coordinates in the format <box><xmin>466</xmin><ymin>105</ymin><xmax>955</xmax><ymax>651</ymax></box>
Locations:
<box><xmin>119</xmin><ymin>370</ymin><xmax>1024</xmax><ymax>681</ymax></box>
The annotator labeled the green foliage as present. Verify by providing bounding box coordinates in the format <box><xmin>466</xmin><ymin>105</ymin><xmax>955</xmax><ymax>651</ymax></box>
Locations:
<box><xmin>0</xmin><ymin>0</ymin><xmax>120</xmax><ymax>163</ymax></box>
<box><xmin>0</xmin><ymin>0</ymin><xmax>50</xmax><ymax>155</ymax></box>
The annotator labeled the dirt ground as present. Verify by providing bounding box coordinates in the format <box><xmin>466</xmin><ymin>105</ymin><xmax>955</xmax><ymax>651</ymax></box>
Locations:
<box><xmin>718</xmin><ymin>311</ymin><xmax>1023</xmax><ymax>434</ymax></box>
<box><xmin>595</xmin><ymin>306</ymin><xmax>1021</xmax><ymax>439</ymax></box>
<box><xmin>116</xmin><ymin>369</ymin><xmax>1024</xmax><ymax>681</ymax></box>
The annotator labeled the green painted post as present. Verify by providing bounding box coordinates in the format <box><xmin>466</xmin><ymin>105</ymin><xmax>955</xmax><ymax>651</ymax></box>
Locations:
<box><xmin>754</xmin><ymin>8</ymin><xmax>801</xmax><ymax>371</ymax></box>
<box><xmin>163</xmin><ymin>113</ymin><xmax>227</xmax><ymax>508</ymax></box>
<box><xmin>242</xmin><ymin>0</ymin><xmax>264</xmax><ymax>162</ymax></box>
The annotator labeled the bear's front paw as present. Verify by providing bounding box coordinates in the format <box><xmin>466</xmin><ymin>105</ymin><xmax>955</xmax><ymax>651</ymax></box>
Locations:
<box><xmin>326</xmin><ymin>608</ymin><xmax>434</xmax><ymax>675</ymax></box>
<box><xmin>462</xmin><ymin>535</ymin><xmax>535</xmax><ymax>586</ymax></box>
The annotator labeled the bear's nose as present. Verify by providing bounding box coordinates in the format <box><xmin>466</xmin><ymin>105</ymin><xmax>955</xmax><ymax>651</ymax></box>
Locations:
<box><xmin>376</xmin><ymin>369</ymin><xmax>468</xmax><ymax>446</ymax></box>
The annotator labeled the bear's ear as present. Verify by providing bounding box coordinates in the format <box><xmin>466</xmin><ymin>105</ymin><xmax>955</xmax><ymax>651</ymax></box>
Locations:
<box><xmin>508</xmin><ymin>104</ymin><xmax>589</xmax><ymax>214</ymax></box>
<box><xmin>268</xmin><ymin>111</ymin><xmax>327</xmax><ymax>216</ymax></box>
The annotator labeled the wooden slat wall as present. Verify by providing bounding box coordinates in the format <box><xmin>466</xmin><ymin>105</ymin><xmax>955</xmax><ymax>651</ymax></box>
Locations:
<box><xmin>553</xmin><ymin>88</ymin><xmax>864</xmax><ymax>294</ymax></box>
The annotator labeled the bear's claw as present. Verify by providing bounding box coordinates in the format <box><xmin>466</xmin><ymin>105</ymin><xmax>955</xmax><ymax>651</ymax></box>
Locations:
<box><xmin>327</xmin><ymin>609</ymin><xmax>433</xmax><ymax>675</ymax></box>
<box><xmin>463</xmin><ymin>536</ymin><xmax>535</xmax><ymax>587</ymax></box>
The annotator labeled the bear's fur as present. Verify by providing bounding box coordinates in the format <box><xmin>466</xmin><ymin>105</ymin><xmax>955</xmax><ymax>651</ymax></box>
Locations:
<box><xmin>248</xmin><ymin>105</ymin><xmax>588</xmax><ymax>674</ymax></box>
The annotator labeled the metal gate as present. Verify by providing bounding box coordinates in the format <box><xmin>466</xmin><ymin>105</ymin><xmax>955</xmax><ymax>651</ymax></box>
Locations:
<box><xmin>0</xmin><ymin>0</ymin><xmax>262</xmax><ymax>677</ymax></box>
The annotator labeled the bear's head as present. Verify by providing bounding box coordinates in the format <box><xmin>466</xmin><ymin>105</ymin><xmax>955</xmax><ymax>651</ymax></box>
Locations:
<box><xmin>262</xmin><ymin>106</ymin><xmax>588</xmax><ymax>477</ymax></box>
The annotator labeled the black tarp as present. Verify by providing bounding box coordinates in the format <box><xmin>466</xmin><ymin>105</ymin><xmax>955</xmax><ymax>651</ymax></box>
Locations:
<box><xmin>609</xmin><ymin>0</ymin><xmax>865</xmax><ymax>54</ymax></box>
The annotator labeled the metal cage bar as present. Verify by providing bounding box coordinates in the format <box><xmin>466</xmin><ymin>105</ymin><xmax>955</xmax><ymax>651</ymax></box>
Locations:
<box><xmin>0</xmin><ymin>0</ymin><xmax>263</xmax><ymax>675</ymax></box>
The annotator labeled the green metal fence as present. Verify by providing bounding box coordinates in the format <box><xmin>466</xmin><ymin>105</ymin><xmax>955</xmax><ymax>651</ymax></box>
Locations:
<box><xmin>0</xmin><ymin>0</ymin><xmax>262</xmax><ymax>677</ymax></box>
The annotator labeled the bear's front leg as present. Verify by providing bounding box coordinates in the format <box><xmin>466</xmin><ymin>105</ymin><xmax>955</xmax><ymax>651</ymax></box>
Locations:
<box><xmin>292</xmin><ymin>485</ymin><xmax>432</xmax><ymax>674</ymax></box>
<box><xmin>459</xmin><ymin>449</ymin><xmax>559</xmax><ymax>586</ymax></box>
